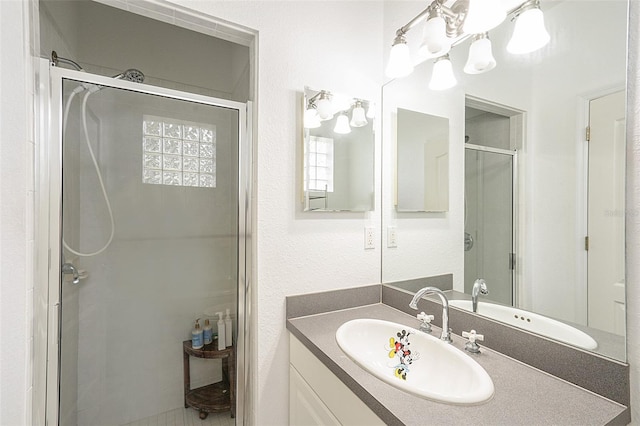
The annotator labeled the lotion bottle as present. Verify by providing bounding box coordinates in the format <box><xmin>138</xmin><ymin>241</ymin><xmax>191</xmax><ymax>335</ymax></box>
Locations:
<box><xmin>225</xmin><ymin>308</ymin><xmax>232</xmax><ymax>347</ymax></box>
<box><xmin>191</xmin><ymin>320</ymin><xmax>204</xmax><ymax>349</ymax></box>
<box><xmin>216</xmin><ymin>312</ymin><xmax>225</xmax><ymax>351</ymax></box>
<box><xmin>203</xmin><ymin>319</ymin><xmax>213</xmax><ymax>345</ymax></box>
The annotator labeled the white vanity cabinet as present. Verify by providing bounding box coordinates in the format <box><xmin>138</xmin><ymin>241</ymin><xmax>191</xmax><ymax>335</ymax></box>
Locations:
<box><xmin>289</xmin><ymin>334</ymin><xmax>385</xmax><ymax>426</ymax></box>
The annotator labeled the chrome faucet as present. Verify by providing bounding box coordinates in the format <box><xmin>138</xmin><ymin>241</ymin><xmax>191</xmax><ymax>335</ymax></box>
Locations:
<box><xmin>472</xmin><ymin>279</ymin><xmax>489</xmax><ymax>313</ymax></box>
<box><xmin>409</xmin><ymin>287</ymin><xmax>452</xmax><ymax>343</ymax></box>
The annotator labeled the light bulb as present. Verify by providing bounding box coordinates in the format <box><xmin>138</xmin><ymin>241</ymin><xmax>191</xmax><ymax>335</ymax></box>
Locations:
<box><xmin>316</xmin><ymin>92</ymin><xmax>333</xmax><ymax>120</ymax></box>
<box><xmin>350</xmin><ymin>101</ymin><xmax>368</xmax><ymax>127</ymax></box>
<box><xmin>464</xmin><ymin>33</ymin><xmax>496</xmax><ymax>74</ymax></box>
<box><xmin>304</xmin><ymin>107</ymin><xmax>321</xmax><ymax>129</ymax></box>
<box><xmin>366</xmin><ymin>101</ymin><xmax>376</xmax><ymax>119</ymax></box>
<box><xmin>334</xmin><ymin>113</ymin><xmax>351</xmax><ymax>134</ymax></box>
<box><xmin>386</xmin><ymin>35</ymin><xmax>414</xmax><ymax>79</ymax></box>
<box><xmin>507</xmin><ymin>5</ymin><xmax>550</xmax><ymax>54</ymax></box>
<box><xmin>429</xmin><ymin>55</ymin><xmax>457</xmax><ymax>91</ymax></box>
<box><xmin>463</xmin><ymin>0</ymin><xmax>506</xmax><ymax>34</ymax></box>
<box><xmin>419</xmin><ymin>11</ymin><xmax>450</xmax><ymax>59</ymax></box>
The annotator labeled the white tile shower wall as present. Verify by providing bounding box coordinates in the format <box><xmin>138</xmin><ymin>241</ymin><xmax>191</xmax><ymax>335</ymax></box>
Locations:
<box><xmin>39</xmin><ymin>0</ymin><xmax>80</xmax><ymax>62</ymax></box>
<box><xmin>465</xmin><ymin>113</ymin><xmax>511</xmax><ymax>150</ymax></box>
<box><xmin>71</xmin><ymin>0</ymin><xmax>249</xmax><ymax>102</ymax></box>
<box><xmin>164</xmin><ymin>2</ymin><xmax>384</xmax><ymax>425</ymax></box>
<box><xmin>61</xmin><ymin>87</ymin><xmax>238</xmax><ymax>425</ymax></box>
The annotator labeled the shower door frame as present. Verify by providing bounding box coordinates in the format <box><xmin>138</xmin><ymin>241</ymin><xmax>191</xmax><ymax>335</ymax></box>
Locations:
<box><xmin>39</xmin><ymin>59</ymin><xmax>251</xmax><ymax>425</ymax></box>
<box><xmin>464</xmin><ymin>143</ymin><xmax>519</xmax><ymax>306</ymax></box>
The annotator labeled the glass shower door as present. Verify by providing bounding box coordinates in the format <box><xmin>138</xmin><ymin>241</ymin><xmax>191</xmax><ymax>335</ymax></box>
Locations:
<box><xmin>464</xmin><ymin>147</ymin><xmax>515</xmax><ymax>306</ymax></box>
<box><xmin>57</xmin><ymin>75</ymin><xmax>242</xmax><ymax>425</ymax></box>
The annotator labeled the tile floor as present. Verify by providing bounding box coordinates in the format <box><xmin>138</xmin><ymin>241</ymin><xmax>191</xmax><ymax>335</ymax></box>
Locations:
<box><xmin>122</xmin><ymin>407</ymin><xmax>234</xmax><ymax>426</ymax></box>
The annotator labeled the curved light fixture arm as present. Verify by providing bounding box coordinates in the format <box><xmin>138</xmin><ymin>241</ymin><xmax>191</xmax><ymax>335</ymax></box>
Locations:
<box><xmin>511</xmin><ymin>0</ymin><xmax>541</xmax><ymax>19</ymax></box>
<box><xmin>306</xmin><ymin>89</ymin><xmax>330</xmax><ymax>109</ymax></box>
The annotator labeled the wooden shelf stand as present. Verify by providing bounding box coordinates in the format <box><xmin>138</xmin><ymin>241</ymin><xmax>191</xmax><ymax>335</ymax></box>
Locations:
<box><xmin>183</xmin><ymin>340</ymin><xmax>235</xmax><ymax>420</ymax></box>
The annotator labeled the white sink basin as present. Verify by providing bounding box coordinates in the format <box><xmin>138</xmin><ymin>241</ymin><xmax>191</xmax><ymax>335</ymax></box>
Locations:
<box><xmin>449</xmin><ymin>300</ymin><xmax>598</xmax><ymax>350</ymax></box>
<box><xmin>335</xmin><ymin>318</ymin><xmax>494</xmax><ymax>405</ymax></box>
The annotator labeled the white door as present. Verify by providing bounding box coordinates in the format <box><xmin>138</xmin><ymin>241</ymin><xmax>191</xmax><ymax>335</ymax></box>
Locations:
<box><xmin>587</xmin><ymin>90</ymin><xmax>625</xmax><ymax>335</ymax></box>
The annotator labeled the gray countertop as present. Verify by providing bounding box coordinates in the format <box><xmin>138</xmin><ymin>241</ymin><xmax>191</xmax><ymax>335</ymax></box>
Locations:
<box><xmin>287</xmin><ymin>303</ymin><xmax>628</xmax><ymax>426</ymax></box>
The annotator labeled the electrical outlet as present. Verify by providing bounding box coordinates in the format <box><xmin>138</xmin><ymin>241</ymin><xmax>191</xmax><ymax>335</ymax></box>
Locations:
<box><xmin>387</xmin><ymin>226</ymin><xmax>398</xmax><ymax>248</ymax></box>
<box><xmin>365</xmin><ymin>227</ymin><xmax>375</xmax><ymax>249</ymax></box>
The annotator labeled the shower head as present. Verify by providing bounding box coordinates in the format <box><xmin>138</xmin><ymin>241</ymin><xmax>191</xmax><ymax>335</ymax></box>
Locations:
<box><xmin>113</xmin><ymin>69</ymin><xmax>145</xmax><ymax>83</ymax></box>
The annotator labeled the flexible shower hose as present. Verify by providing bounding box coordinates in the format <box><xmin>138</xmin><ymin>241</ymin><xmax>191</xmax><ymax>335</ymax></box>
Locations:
<box><xmin>61</xmin><ymin>87</ymin><xmax>115</xmax><ymax>257</ymax></box>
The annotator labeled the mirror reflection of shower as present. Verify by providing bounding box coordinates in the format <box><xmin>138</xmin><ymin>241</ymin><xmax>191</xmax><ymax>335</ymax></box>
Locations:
<box><xmin>464</xmin><ymin>105</ymin><xmax>517</xmax><ymax>307</ymax></box>
<box><xmin>54</xmin><ymin>51</ymin><xmax>145</xmax><ymax>258</ymax></box>
<box><xmin>464</xmin><ymin>135</ymin><xmax>474</xmax><ymax>252</ymax></box>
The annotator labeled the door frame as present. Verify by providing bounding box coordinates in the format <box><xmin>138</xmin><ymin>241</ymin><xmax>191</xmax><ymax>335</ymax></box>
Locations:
<box><xmin>38</xmin><ymin>59</ymin><xmax>251</xmax><ymax>424</ymax></box>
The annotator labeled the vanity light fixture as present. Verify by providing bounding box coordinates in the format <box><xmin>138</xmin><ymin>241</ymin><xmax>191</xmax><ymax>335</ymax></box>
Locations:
<box><xmin>386</xmin><ymin>34</ymin><xmax>414</xmax><ymax>79</ymax></box>
<box><xmin>386</xmin><ymin>0</ymin><xmax>551</xmax><ymax>87</ymax></box>
<box><xmin>507</xmin><ymin>0</ymin><xmax>550</xmax><ymax>54</ymax></box>
<box><xmin>350</xmin><ymin>100</ymin><xmax>368</xmax><ymax>127</ymax></box>
<box><xmin>316</xmin><ymin>90</ymin><xmax>334</xmax><ymax>121</ymax></box>
<box><xmin>304</xmin><ymin>88</ymin><xmax>374</xmax><ymax>131</ymax></box>
<box><xmin>429</xmin><ymin>54</ymin><xmax>457</xmax><ymax>90</ymax></box>
<box><xmin>419</xmin><ymin>4</ymin><xmax>450</xmax><ymax>59</ymax></box>
<box><xmin>334</xmin><ymin>112</ymin><xmax>352</xmax><ymax>134</ymax></box>
<box><xmin>464</xmin><ymin>33</ymin><xmax>496</xmax><ymax>74</ymax></box>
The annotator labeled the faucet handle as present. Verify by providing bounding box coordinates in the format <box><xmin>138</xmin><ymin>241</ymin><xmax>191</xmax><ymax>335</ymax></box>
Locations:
<box><xmin>416</xmin><ymin>312</ymin><xmax>434</xmax><ymax>333</ymax></box>
<box><xmin>462</xmin><ymin>329</ymin><xmax>484</xmax><ymax>353</ymax></box>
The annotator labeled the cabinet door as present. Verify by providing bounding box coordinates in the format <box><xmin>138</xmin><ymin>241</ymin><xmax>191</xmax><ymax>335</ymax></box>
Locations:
<box><xmin>289</xmin><ymin>365</ymin><xmax>340</xmax><ymax>426</ymax></box>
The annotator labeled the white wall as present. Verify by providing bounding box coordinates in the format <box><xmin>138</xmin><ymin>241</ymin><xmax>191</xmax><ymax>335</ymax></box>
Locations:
<box><xmin>0</xmin><ymin>1</ymin><xmax>33</xmax><ymax>425</ymax></box>
<box><xmin>527</xmin><ymin>1</ymin><xmax>627</xmax><ymax>323</ymax></box>
<box><xmin>381</xmin><ymin>58</ymin><xmax>465</xmax><ymax>286</ymax></box>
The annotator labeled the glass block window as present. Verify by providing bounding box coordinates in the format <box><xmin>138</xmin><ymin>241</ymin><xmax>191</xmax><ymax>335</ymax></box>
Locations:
<box><xmin>142</xmin><ymin>115</ymin><xmax>216</xmax><ymax>188</ymax></box>
<box><xmin>304</xmin><ymin>136</ymin><xmax>334</xmax><ymax>192</ymax></box>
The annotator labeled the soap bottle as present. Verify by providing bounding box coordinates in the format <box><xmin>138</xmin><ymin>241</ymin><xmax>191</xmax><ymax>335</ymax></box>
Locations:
<box><xmin>225</xmin><ymin>308</ymin><xmax>232</xmax><ymax>347</ymax></box>
<box><xmin>203</xmin><ymin>319</ymin><xmax>213</xmax><ymax>345</ymax></box>
<box><xmin>216</xmin><ymin>312</ymin><xmax>225</xmax><ymax>351</ymax></box>
<box><xmin>191</xmin><ymin>319</ymin><xmax>204</xmax><ymax>349</ymax></box>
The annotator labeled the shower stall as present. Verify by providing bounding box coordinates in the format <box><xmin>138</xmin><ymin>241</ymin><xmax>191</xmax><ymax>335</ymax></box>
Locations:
<box><xmin>41</xmin><ymin>60</ymin><xmax>249</xmax><ymax>425</ymax></box>
<box><xmin>464</xmin><ymin>146</ymin><xmax>516</xmax><ymax>306</ymax></box>
<box><xmin>464</xmin><ymin>105</ymin><xmax>517</xmax><ymax>307</ymax></box>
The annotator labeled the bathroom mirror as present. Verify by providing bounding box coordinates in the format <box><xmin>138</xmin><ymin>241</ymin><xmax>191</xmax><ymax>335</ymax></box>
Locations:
<box><xmin>302</xmin><ymin>87</ymin><xmax>374</xmax><ymax>212</ymax></box>
<box><xmin>381</xmin><ymin>0</ymin><xmax>628</xmax><ymax>361</ymax></box>
<box><xmin>396</xmin><ymin>108</ymin><xmax>449</xmax><ymax>212</ymax></box>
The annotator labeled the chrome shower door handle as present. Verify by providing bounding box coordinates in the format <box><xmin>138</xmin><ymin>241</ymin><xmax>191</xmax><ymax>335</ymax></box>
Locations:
<box><xmin>61</xmin><ymin>263</ymin><xmax>80</xmax><ymax>284</ymax></box>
